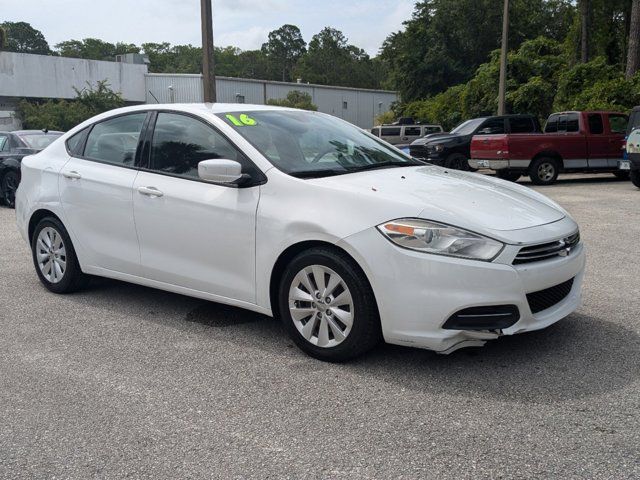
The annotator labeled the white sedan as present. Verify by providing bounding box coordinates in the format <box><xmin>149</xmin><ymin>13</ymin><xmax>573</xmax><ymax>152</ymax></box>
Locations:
<box><xmin>15</xmin><ymin>104</ymin><xmax>585</xmax><ymax>361</ymax></box>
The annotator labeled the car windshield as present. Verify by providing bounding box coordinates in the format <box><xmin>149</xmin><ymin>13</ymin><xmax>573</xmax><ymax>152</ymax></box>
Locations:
<box><xmin>17</xmin><ymin>133</ymin><xmax>62</xmax><ymax>150</ymax></box>
<box><xmin>450</xmin><ymin>118</ymin><xmax>485</xmax><ymax>135</ymax></box>
<box><xmin>217</xmin><ymin>110</ymin><xmax>422</xmax><ymax>178</ymax></box>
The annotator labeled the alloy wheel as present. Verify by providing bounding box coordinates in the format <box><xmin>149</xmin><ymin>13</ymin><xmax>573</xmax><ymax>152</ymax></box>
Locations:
<box><xmin>537</xmin><ymin>162</ymin><xmax>556</xmax><ymax>183</ymax></box>
<box><xmin>36</xmin><ymin>227</ymin><xmax>67</xmax><ymax>284</ymax></box>
<box><xmin>288</xmin><ymin>265</ymin><xmax>354</xmax><ymax>348</ymax></box>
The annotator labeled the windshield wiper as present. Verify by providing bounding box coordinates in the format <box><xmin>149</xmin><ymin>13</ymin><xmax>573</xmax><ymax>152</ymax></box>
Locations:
<box><xmin>345</xmin><ymin>160</ymin><xmax>424</xmax><ymax>173</ymax></box>
<box><xmin>290</xmin><ymin>169</ymin><xmax>349</xmax><ymax>179</ymax></box>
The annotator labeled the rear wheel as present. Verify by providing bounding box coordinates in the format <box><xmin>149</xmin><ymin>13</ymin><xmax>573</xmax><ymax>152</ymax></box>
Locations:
<box><xmin>1</xmin><ymin>170</ymin><xmax>19</xmax><ymax>208</ymax></box>
<box><xmin>444</xmin><ymin>153</ymin><xmax>470</xmax><ymax>171</ymax></box>
<box><xmin>278</xmin><ymin>247</ymin><xmax>381</xmax><ymax>362</ymax></box>
<box><xmin>496</xmin><ymin>170</ymin><xmax>521</xmax><ymax>182</ymax></box>
<box><xmin>631</xmin><ymin>169</ymin><xmax>640</xmax><ymax>188</ymax></box>
<box><xmin>529</xmin><ymin>157</ymin><xmax>559</xmax><ymax>185</ymax></box>
<box><xmin>31</xmin><ymin>217</ymin><xmax>89</xmax><ymax>293</ymax></box>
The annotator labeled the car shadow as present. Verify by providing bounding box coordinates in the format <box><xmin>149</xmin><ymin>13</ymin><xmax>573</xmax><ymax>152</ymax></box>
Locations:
<box><xmin>70</xmin><ymin>278</ymin><xmax>640</xmax><ymax>404</ymax></box>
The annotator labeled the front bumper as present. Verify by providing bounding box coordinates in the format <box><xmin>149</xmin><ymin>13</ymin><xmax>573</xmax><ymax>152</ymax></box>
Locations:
<box><xmin>338</xmin><ymin>222</ymin><xmax>585</xmax><ymax>354</ymax></box>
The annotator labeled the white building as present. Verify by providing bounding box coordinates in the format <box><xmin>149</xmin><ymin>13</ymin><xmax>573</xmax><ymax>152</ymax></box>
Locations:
<box><xmin>0</xmin><ymin>52</ymin><xmax>398</xmax><ymax>131</ymax></box>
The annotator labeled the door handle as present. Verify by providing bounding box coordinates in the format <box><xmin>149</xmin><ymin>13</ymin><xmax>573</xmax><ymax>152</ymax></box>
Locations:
<box><xmin>63</xmin><ymin>170</ymin><xmax>82</xmax><ymax>180</ymax></box>
<box><xmin>137</xmin><ymin>186</ymin><xmax>164</xmax><ymax>197</ymax></box>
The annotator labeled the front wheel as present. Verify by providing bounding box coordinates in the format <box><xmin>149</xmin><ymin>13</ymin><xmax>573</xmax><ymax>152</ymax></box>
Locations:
<box><xmin>1</xmin><ymin>170</ymin><xmax>19</xmax><ymax>208</ymax></box>
<box><xmin>444</xmin><ymin>153</ymin><xmax>470</xmax><ymax>171</ymax></box>
<box><xmin>529</xmin><ymin>157</ymin><xmax>559</xmax><ymax>185</ymax></box>
<box><xmin>278</xmin><ymin>247</ymin><xmax>381</xmax><ymax>362</ymax></box>
<box><xmin>631</xmin><ymin>169</ymin><xmax>640</xmax><ymax>188</ymax></box>
<box><xmin>31</xmin><ymin>217</ymin><xmax>89</xmax><ymax>293</ymax></box>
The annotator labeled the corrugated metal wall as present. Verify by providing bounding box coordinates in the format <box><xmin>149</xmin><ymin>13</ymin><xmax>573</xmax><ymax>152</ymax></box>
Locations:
<box><xmin>145</xmin><ymin>74</ymin><xmax>397</xmax><ymax>129</ymax></box>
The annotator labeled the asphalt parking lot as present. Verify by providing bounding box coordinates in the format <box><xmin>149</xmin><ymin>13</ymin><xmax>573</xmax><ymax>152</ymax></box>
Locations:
<box><xmin>0</xmin><ymin>173</ymin><xmax>639</xmax><ymax>479</ymax></box>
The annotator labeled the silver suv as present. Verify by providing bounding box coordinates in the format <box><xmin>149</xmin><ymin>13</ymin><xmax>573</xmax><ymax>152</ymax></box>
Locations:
<box><xmin>371</xmin><ymin>124</ymin><xmax>443</xmax><ymax>146</ymax></box>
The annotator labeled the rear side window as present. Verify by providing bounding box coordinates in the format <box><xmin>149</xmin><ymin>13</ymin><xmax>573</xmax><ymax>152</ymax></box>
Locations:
<box><xmin>424</xmin><ymin>126</ymin><xmax>441</xmax><ymax>134</ymax></box>
<box><xmin>0</xmin><ymin>135</ymin><xmax>7</xmax><ymax>151</ymax></box>
<box><xmin>371</xmin><ymin>127</ymin><xmax>380</xmax><ymax>137</ymax></box>
<box><xmin>404</xmin><ymin>127</ymin><xmax>422</xmax><ymax>136</ymax></box>
<box><xmin>588</xmin><ymin>114</ymin><xmax>604</xmax><ymax>134</ymax></box>
<box><xmin>509</xmin><ymin>117</ymin><xmax>535</xmax><ymax>133</ymax></box>
<box><xmin>609</xmin><ymin>114</ymin><xmax>628</xmax><ymax>134</ymax></box>
<box><xmin>381</xmin><ymin>128</ymin><xmax>401</xmax><ymax>136</ymax></box>
<box><xmin>84</xmin><ymin>113</ymin><xmax>147</xmax><ymax>166</ymax></box>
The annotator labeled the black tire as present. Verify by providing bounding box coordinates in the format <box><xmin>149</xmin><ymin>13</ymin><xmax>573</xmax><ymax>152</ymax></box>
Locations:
<box><xmin>496</xmin><ymin>170</ymin><xmax>521</xmax><ymax>182</ymax></box>
<box><xmin>613</xmin><ymin>171</ymin><xmax>630</xmax><ymax>180</ymax></box>
<box><xmin>278</xmin><ymin>247</ymin><xmax>381</xmax><ymax>362</ymax></box>
<box><xmin>444</xmin><ymin>153</ymin><xmax>470</xmax><ymax>171</ymax></box>
<box><xmin>529</xmin><ymin>157</ymin><xmax>560</xmax><ymax>185</ymax></box>
<box><xmin>631</xmin><ymin>169</ymin><xmax>640</xmax><ymax>188</ymax></box>
<box><xmin>1</xmin><ymin>169</ymin><xmax>19</xmax><ymax>208</ymax></box>
<box><xmin>31</xmin><ymin>217</ymin><xmax>89</xmax><ymax>294</ymax></box>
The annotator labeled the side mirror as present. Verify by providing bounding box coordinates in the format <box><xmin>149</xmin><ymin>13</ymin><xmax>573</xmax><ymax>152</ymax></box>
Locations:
<box><xmin>198</xmin><ymin>159</ymin><xmax>246</xmax><ymax>184</ymax></box>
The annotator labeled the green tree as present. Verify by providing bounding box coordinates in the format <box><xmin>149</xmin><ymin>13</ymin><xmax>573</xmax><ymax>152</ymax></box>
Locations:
<box><xmin>267</xmin><ymin>90</ymin><xmax>318</xmax><ymax>111</ymax></box>
<box><xmin>0</xmin><ymin>21</ymin><xmax>51</xmax><ymax>54</ymax></box>
<box><xmin>18</xmin><ymin>80</ymin><xmax>125</xmax><ymax>131</ymax></box>
<box><xmin>0</xmin><ymin>25</ymin><xmax>7</xmax><ymax>50</ymax></box>
<box><xmin>262</xmin><ymin>24</ymin><xmax>307</xmax><ymax>82</ymax></box>
<box><xmin>56</xmin><ymin>38</ymin><xmax>139</xmax><ymax>60</ymax></box>
<box><xmin>294</xmin><ymin>27</ymin><xmax>381</xmax><ymax>88</ymax></box>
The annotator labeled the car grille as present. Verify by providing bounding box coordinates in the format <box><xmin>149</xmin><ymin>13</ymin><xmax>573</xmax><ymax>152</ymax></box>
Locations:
<box><xmin>513</xmin><ymin>232</ymin><xmax>580</xmax><ymax>265</ymax></box>
<box><xmin>526</xmin><ymin>278</ymin><xmax>574</xmax><ymax>314</ymax></box>
<box><xmin>409</xmin><ymin>145</ymin><xmax>428</xmax><ymax>159</ymax></box>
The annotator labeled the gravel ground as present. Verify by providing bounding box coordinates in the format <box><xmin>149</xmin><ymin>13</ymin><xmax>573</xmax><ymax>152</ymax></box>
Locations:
<box><xmin>0</xmin><ymin>173</ymin><xmax>639</xmax><ymax>479</ymax></box>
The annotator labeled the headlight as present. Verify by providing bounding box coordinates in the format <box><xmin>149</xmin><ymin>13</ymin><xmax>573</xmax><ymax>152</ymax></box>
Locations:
<box><xmin>377</xmin><ymin>219</ymin><xmax>504</xmax><ymax>261</ymax></box>
<box><xmin>434</xmin><ymin>144</ymin><xmax>445</xmax><ymax>152</ymax></box>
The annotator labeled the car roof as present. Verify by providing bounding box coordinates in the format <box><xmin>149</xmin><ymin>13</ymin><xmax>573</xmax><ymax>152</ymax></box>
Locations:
<box><xmin>104</xmin><ymin>103</ymin><xmax>299</xmax><ymax>116</ymax></box>
<box><xmin>11</xmin><ymin>130</ymin><xmax>64</xmax><ymax>135</ymax></box>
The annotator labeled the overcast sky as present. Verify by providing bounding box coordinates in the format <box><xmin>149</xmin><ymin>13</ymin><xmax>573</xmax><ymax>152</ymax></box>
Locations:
<box><xmin>2</xmin><ymin>0</ymin><xmax>417</xmax><ymax>56</ymax></box>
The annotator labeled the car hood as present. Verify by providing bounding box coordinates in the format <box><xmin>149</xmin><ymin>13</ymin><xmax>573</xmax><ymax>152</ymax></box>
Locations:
<box><xmin>310</xmin><ymin>166</ymin><xmax>566</xmax><ymax>235</ymax></box>
<box><xmin>412</xmin><ymin>133</ymin><xmax>460</xmax><ymax>145</ymax></box>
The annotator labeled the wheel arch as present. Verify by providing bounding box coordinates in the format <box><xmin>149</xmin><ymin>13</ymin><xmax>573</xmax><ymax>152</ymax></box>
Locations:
<box><xmin>268</xmin><ymin>240</ymin><xmax>377</xmax><ymax>320</ymax></box>
<box><xmin>532</xmin><ymin>150</ymin><xmax>563</xmax><ymax>169</ymax></box>
<box><xmin>28</xmin><ymin>209</ymin><xmax>63</xmax><ymax>246</ymax></box>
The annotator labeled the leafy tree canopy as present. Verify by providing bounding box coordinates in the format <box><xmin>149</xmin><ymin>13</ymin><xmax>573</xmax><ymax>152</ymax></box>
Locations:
<box><xmin>0</xmin><ymin>21</ymin><xmax>51</xmax><ymax>54</ymax></box>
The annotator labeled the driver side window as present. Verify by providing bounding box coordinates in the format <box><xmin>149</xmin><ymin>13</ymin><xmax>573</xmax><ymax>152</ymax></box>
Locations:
<box><xmin>149</xmin><ymin>112</ymin><xmax>254</xmax><ymax>180</ymax></box>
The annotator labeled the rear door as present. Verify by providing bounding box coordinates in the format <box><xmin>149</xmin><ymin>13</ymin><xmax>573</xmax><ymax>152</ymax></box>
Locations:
<box><xmin>547</xmin><ymin>113</ymin><xmax>587</xmax><ymax>168</ymax></box>
<box><xmin>59</xmin><ymin>112</ymin><xmax>148</xmax><ymax>274</ymax></box>
<box><xmin>586</xmin><ymin>113</ymin><xmax>609</xmax><ymax>168</ymax></box>
<box><xmin>605</xmin><ymin>113</ymin><xmax>628</xmax><ymax>166</ymax></box>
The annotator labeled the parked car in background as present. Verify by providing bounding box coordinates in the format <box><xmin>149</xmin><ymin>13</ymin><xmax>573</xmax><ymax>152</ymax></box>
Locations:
<box><xmin>371</xmin><ymin>123</ymin><xmax>443</xmax><ymax>146</ymax></box>
<box><xmin>0</xmin><ymin>130</ymin><xmax>63</xmax><ymax>207</ymax></box>
<box><xmin>409</xmin><ymin>114</ymin><xmax>541</xmax><ymax>171</ymax></box>
<box><xmin>470</xmin><ymin>111</ymin><xmax>629</xmax><ymax>185</ymax></box>
<box><xmin>623</xmin><ymin>106</ymin><xmax>640</xmax><ymax>188</ymax></box>
<box><xmin>16</xmin><ymin>104</ymin><xmax>585</xmax><ymax>362</ymax></box>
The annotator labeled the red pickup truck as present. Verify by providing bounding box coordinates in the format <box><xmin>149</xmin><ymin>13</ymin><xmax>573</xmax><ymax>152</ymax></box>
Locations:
<box><xmin>470</xmin><ymin>111</ymin><xmax>629</xmax><ymax>185</ymax></box>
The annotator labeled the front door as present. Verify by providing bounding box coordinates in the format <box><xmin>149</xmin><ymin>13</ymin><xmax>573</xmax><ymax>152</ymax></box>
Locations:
<box><xmin>606</xmin><ymin>114</ymin><xmax>628</xmax><ymax>167</ymax></box>
<box><xmin>133</xmin><ymin>112</ymin><xmax>260</xmax><ymax>303</ymax></box>
<box><xmin>586</xmin><ymin>113</ymin><xmax>608</xmax><ymax>168</ymax></box>
<box><xmin>59</xmin><ymin>112</ymin><xmax>148</xmax><ymax>274</ymax></box>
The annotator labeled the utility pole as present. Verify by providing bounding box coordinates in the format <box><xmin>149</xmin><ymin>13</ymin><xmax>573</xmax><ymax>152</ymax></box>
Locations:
<box><xmin>497</xmin><ymin>0</ymin><xmax>509</xmax><ymax>116</ymax></box>
<box><xmin>626</xmin><ymin>0</ymin><xmax>640</xmax><ymax>78</ymax></box>
<box><xmin>201</xmin><ymin>0</ymin><xmax>217</xmax><ymax>102</ymax></box>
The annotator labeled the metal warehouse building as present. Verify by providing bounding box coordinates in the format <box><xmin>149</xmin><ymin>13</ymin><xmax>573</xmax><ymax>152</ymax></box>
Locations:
<box><xmin>0</xmin><ymin>52</ymin><xmax>398</xmax><ymax>131</ymax></box>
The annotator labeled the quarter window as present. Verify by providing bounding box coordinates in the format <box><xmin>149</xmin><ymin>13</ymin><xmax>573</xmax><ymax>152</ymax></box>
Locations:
<box><xmin>84</xmin><ymin>113</ymin><xmax>147</xmax><ymax>166</ymax></box>
<box><xmin>149</xmin><ymin>113</ymin><xmax>255</xmax><ymax>180</ymax></box>
<box><xmin>588</xmin><ymin>114</ymin><xmax>604</xmax><ymax>134</ymax></box>
<box><xmin>66</xmin><ymin>127</ymin><xmax>90</xmax><ymax>156</ymax></box>
<box><xmin>0</xmin><ymin>135</ymin><xmax>7</xmax><ymax>151</ymax></box>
